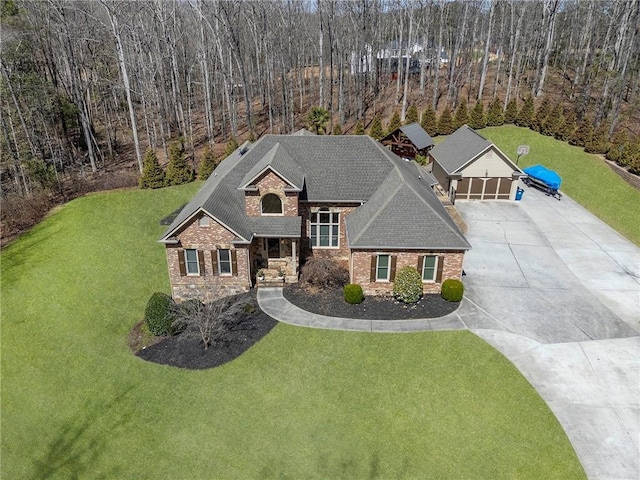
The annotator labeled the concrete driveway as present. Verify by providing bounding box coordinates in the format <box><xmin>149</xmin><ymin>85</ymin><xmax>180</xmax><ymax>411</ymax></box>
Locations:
<box><xmin>456</xmin><ymin>187</ymin><xmax>639</xmax><ymax>480</ymax></box>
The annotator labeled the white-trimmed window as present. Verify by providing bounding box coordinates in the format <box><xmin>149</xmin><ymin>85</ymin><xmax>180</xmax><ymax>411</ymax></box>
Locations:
<box><xmin>422</xmin><ymin>255</ymin><xmax>438</xmax><ymax>282</ymax></box>
<box><xmin>218</xmin><ymin>249</ymin><xmax>232</xmax><ymax>275</ymax></box>
<box><xmin>198</xmin><ymin>216</ymin><xmax>210</xmax><ymax>226</ymax></box>
<box><xmin>185</xmin><ymin>249</ymin><xmax>200</xmax><ymax>275</ymax></box>
<box><xmin>310</xmin><ymin>209</ymin><xmax>339</xmax><ymax>247</ymax></box>
<box><xmin>261</xmin><ymin>193</ymin><xmax>283</xmax><ymax>214</ymax></box>
<box><xmin>376</xmin><ymin>254</ymin><xmax>391</xmax><ymax>281</ymax></box>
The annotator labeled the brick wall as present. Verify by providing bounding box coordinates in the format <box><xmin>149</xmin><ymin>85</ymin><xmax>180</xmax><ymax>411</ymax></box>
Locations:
<box><xmin>245</xmin><ymin>171</ymin><xmax>299</xmax><ymax>216</ymax></box>
<box><xmin>299</xmin><ymin>203</ymin><xmax>358</xmax><ymax>263</ymax></box>
<box><xmin>166</xmin><ymin>212</ymin><xmax>251</xmax><ymax>301</ymax></box>
<box><xmin>351</xmin><ymin>250</ymin><xmax>465</xmax><ymax>296</ymax></box>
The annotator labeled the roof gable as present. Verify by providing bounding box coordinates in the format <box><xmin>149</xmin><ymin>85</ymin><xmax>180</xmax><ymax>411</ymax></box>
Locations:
<box><xmin>161</xmin><ymin>134</ymin><xmax>470</xmax><ymax>251</ymax></box>
<box><xmin>238</xmin><ymin>143</ymin><xmax>304</xmax><ymax>191</ymax></box>
<box><xmin>400</xmin><ymin>123</ymin><xmax>434</xmax><ymax>150</ymax></box>
<box><xmin>429</xmin><ymin>125</ymin><xmax>492</xmax><ymax>174</ymax></box>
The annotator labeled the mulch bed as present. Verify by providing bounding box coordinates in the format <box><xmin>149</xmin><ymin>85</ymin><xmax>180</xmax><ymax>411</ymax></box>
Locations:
<box><xmin>283</xmin><ymin>284</ymin><xmax>459</xmax><ymax>320</ymax></box>
<box><xmin>135</xmin><ymin>291</ymin><xmax>277</xmax><ymax>370</ymax></box>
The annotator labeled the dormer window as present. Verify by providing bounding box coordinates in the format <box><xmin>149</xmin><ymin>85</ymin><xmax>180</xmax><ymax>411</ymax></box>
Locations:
<box><xmin>261</xmin><ymin>193</ymin><xmax>283</xmax><ymax>214</ymax></box>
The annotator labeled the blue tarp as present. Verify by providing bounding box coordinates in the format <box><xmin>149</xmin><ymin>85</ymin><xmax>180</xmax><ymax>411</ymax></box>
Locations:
<box><xmin>523</xmin><ymin>165</ymin><xmax>562</xmax><ymax>190</ymax></box>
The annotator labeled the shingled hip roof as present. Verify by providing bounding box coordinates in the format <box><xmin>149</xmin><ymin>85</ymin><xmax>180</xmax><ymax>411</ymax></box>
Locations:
<box><xmin>160</xmin><ymin>134</ymin><xmax>470</xmax><ymax>252</ymax></box>
<box><xmin>345</xmin><ymin>158</ymin><xmax>470</xmax><ymax>250</ymax></box>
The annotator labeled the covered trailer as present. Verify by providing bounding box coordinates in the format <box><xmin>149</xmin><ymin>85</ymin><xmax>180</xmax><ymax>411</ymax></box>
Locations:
<box><xmin>523</xmin><ymin>165</ymin><xmax>562</xmax><ymax>200</ymax></box>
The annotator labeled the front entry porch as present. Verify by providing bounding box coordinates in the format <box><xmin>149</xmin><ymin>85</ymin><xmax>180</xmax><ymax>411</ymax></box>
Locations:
<box><xmin>251</xmin><ymin>237</ymin><xmax>299</xmax><ymax>287</ymax></box>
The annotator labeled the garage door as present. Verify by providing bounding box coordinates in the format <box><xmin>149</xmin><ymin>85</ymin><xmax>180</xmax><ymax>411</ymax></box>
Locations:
<box><xmin>455</xmin><ymin>177</ymin><xmax>512</xmax><ymax>200</ymax></box>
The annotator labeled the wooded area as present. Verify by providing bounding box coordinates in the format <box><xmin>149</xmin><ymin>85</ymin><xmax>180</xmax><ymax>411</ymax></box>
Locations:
<box><xmin>1</xmin><ymin>0</ymin><xmax>639</xmax><ymax>242</ymax></box>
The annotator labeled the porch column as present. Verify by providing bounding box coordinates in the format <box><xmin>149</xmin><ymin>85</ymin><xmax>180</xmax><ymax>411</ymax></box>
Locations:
<box><xmin>292</xmin><ymin>239</ymin><xmax>297</xmax><ymax>274</ymax></box>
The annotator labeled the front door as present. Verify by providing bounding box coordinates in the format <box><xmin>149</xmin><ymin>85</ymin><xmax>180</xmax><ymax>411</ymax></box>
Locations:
<box><xmin>267</xmin><ymin>238</ymin><xmax>280</xmax><ymax>258</ymax></box>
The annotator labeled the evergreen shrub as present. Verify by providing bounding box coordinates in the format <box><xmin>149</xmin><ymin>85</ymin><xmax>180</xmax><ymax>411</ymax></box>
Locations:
<box><xmin>441</xmin><ymin>279</ymin><xmax>464</xmax><ymax>302</ymax></box>
<box><xmin>343</xmin><ymin>284</ymin><xmax>364</xmax><ymax>304</ymax></box>
<box><xmin>144</xmin><ymin>292</ymin><xmax>175</xmax><ymax>335</ymax></box>
<box><xmin>393</xmin><ymin>266</ymin><xmax>423</xmax><ymax>303</ymax></box>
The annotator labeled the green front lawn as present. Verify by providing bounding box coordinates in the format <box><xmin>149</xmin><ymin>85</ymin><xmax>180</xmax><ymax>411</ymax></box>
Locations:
<box><xmin>480</xmin><ymin>125</ymin><xmax>640</xmax><ymax>245</ymax></box>
<box><xmin>1</xmin><ymin>182</ymin><xmax>585</xmax><ymax>478</ymax></box>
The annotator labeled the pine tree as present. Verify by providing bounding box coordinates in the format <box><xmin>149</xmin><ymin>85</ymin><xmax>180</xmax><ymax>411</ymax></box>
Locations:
<box><xmin>571</xmin><ymin>116</ymin><xmax>594</xmax><ymax>147</ymax></box>
<box><xmin>405</xmin><ymin>104</ymin><xmax>419</xmax><ymax>124</ymax></box>
<box><xmin>469</xmin><ymin>102</ymin><xmax>486</xmax><ymax>129</ymax></box>
<box><xmin>354</xmin><ymin>120</ymin><xmax>365</xmax><ymax>135</ymax></box>
<box><xmin>332</xmin><ymin>123</ymin><xmax>342</xmax><ymax>135</ymax></box>
<box><xmin>541</xmin><ymin>103</ymin><xmax>564</xmax><ymax>137</ymax></box>
<box><xmin>585</xmin><ymin>123</ymin><xmax>610</xmax><ymax>154</ymax></box>
<box><xmin>166</xmin><ymin>141</ymin><xmax>195</xmax><ymax>186</ymax></box>
<box><xmin>224</xmin><ymin>136</ymin><xmax>239</xmax><ymax>157</ymax></box>
<box><xmin>139</xmin><ymin>147</ymin><xmax>166</xmax><ymax>189</ymax></box>
<box><xmin>198</xmin><ymin>146</ymin><xmax>217</xmax><ymax>180</ymax></box>
<box><xmin>504</xmin><ymin>99</ymin><xmax>519</xmax><ymax>124</ymax></box>
<box><xmin>453</xmin><ymin>98</ymin><xmax>469</xmax><ymax>129</ymax></box>
<box><xmin>516</xmin><ymin>96</ymin><xmax>534</xmax><ymax>128</ymax></box>
<box><xmin>421</xmin><ymin>106</ymin><xmax>437</xmax><ymax>136</ymax></box>
<box><xmin>532</xmin><ymin>97</ymin><xmax>552</xmax><ymax>132</ymax></box>
<box><xmin>486</xmin><ymin>98</ymin><xmax>504</xmax><ymax>126</ymax></box>
<box><xmin>388</xmin><ymin>110</ymin><xmax>402</xmax><ymax>133</ymax></box>
<box><xmin>369</xmin><ymin>115</ymin><xmax>384</xmax><ymax>140</ymax></box>
<box><xmin>606</xmin><ymin>130</ymin><xmax>629</xmax><ymax>163</ymax></box>
<box><xmin>557</xmin><ymin>109</ymin><xmax>577</xmax><ymax>142</ymax></box>
<box><xmin>436</xmin><ymin>106</ymin><xmax>454</xmax><ymax>135</ymax></box>
<box><xmin>622</xmin><ymin>141</ymin><xmax>640</xmax><ymax>170</ymax></box>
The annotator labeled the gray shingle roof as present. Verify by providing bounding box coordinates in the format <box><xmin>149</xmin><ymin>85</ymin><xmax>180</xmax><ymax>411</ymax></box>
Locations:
<box><xmin>239</xmin><ymin>142</ymin><xmax>305</xmax><ymax>191</ymax></box>
<box><xmin>398</xmin><ymin>123</ymin><xmax>434</xmax><ymax>150</ymax></box>
<box><xmin>429</xmin><ymin>125</ymin><xmax>492</xmax><ymax>174</ymax></box>
<box><xmin>248</xmin><ymin>216</ymin><xmax>302</xmax><ymax>238</ymax></box>
<box><xmin>160</xmin><ymin>134</ymin><xmax>469</xmax><ymax>250</ymax></box>
<box><xmin>345</xmin><ymin>158</ymin><xmax>470</xmax><ymax>250</ymax></box>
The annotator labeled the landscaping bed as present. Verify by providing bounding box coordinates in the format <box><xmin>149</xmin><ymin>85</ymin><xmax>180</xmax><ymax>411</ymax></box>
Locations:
<box><xmin>135</xmin><ymin>291</ymin><xmax>277</xmax><ymax>370</ymax></box>
<box><xmin>283</xmin><ymin>284</ymin><xmax>459</xmax><ymax>320</ymax></box>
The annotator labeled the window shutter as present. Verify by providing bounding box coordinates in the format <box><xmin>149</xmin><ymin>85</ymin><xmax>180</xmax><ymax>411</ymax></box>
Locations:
<box><xmin>211</xmin><ymin>250</ymin><xmax>218</xmax><ymax>275</ymax></box>
<box><xmin>178</xmin><ymin>250</ymin><xmax>186</xmax><ymax>276</ymax></box>
<box><xmin>231</xmin><ymin>250</ymin><xmax>238</xmax><ymax>276</ymax></box>
<box><xmin>197</xmin><ymin>250</ymin><xmax>205</xmax><ymax>276</ymax></box>
<box><xmin>390</xmin><ymin>255</ymin><xmax>397</xmax><ymax>281</ymax></box>
<box><xmin>417</xmin><ymin>256</ymin><xmax>424</xmax><ymax>275</ymax></box>
<box><xmin>370</xmin><ymin>256</ymin><xmax>377</xmax><ymax>282</ymax></box>
<box><xmin>436</xmin><ymin>256</ymin><xmax>444</xmax><ymax>283</ymax></box>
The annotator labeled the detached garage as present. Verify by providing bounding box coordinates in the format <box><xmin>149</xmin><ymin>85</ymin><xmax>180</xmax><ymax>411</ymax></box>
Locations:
<box><xmin>429</xmin><ymin>125</ymin><xmax>525</xmax><ymax>201</ymax></box>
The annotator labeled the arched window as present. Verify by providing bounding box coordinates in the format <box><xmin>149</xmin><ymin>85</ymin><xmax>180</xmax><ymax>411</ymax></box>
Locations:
<box><xmin>261</xmin><ymin>193</ymin><xmax>283</xmax><ymax>214</ymax></box>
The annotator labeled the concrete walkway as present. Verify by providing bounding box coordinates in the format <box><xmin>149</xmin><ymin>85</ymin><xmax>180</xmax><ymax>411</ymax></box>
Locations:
<box><xmin>257</xmin><ymin>186</ymin><xmax>640</xmax><ymax>480</ymax></box>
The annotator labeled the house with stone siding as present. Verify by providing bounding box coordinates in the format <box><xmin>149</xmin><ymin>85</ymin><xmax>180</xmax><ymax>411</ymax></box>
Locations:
<box><xmin>159</xmin><ymin>131</ymin><xmax>470</xmax><ymax>301</ymax></box>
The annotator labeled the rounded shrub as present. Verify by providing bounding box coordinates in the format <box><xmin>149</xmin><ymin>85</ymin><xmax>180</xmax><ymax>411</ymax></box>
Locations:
<box><xmin>343</xmin><ymin>284</ymin><xmax>364</xmax><ymax>304</ymax></box>
<box><xmin>441</xmin><ymin>279</ymin><xmax>464</xmax><ymax>302</ymax></box>
<box><xmin>144</xmin><ymin>292</ymin><xmax>174</xmax><ymax>335</ymax></box>
<box><xmin>393</xmin><ymin>266</ymin><xmax>423</xmax><ymax>303</ymax></box>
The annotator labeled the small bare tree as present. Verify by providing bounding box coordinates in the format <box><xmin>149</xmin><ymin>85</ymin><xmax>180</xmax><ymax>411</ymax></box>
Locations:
<box><xmin>171</xmin><ymin>295</ymin><xmax>231</xmax><ymax>350</ymax></box>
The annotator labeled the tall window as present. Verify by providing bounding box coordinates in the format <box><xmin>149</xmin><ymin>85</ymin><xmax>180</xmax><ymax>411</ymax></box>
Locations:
<box><xmin>310</xmin><ymin>209</ymin><xmax>339</xmax><ymax>247</ymax></box>
<box><xmin>218</xmin><ymin>249</ymin><xmax>232</xmax><ymax>274</ymax></box>
<box><xmin>261</xmin><ymin>193</ymin><xmax>283</xmax><ymax>214</ymax></box>
<box><xmin>376</xmin><ymin>254</ymin><xmax>390</xmax><ymax>281</ymax></box>
<box><xmin>422</xmin><ymin>255</ymin><xmax>438</xmax><ymax>281</ymax></box>
<box><xmin>185</xmin><ymin>249</ymin><xmax>199</xmax><ymax>275</ymax></box>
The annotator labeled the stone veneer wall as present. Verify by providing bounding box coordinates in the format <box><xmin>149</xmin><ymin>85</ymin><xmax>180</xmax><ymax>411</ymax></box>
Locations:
<box><xmin>351</xmin><ymin>250</ymin><xmax>465</xmax><ymax>295</ymax></box>
<box><xmin>245</xmin><ymin>171</ymin><xmax>298</xmax><ymax>216</ymax></box>
<box><xmin>166</xmin><ymin>212</ymin><xmax>251</xmax><ymax>301</ymax></box>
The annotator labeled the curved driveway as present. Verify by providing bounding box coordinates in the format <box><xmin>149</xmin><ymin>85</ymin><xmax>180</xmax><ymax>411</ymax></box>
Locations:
<box><xmin>258</xmin><ymin>187</ymin><xmax>640</xmax><ymax>480</ymax></box>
